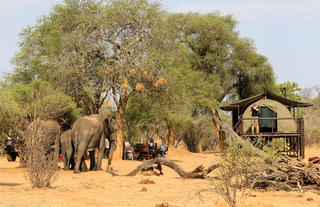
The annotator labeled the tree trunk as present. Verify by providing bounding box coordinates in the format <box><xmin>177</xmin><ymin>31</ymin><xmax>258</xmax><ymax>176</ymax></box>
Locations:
<box><xmin>167</xmin><ymin>120</ymin><xmax>174</xmax><ymax>147</ymax></box>
<box><xmin>92</xmin><ymin>102</ymin><xmax>100</xmax><ymax>114</ymax></box>
<box><xmin>113</xmin><ymin>99</ymin><xmax>127</xmax><ymax>160</ymax></box>
<box><xmin>210</xmin><ymin>108</ymin><xmax>226</xmax><ymax>151</ymax></box>
<box><xmin>211</xmin><ymin>114</ymin><xmax>270</xmax><ymax>160</ymax></box>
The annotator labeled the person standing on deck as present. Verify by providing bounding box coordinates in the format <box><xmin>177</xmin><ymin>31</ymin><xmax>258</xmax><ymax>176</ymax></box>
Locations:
<box><xmin>251</xmin><ymin>104</ymin><xmax>260</xmax><ymax>134</ymax></box>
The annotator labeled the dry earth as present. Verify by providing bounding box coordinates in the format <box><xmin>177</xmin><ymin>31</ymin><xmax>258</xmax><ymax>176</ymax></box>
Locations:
<box><xmin>0</xmin><ymin>147</ymin><xmax>320</xmax><ymax>207</ymax></box>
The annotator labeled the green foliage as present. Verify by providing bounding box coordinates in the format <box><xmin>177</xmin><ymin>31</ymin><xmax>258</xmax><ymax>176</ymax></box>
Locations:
<box><xmin>10</xmin><ymin>80</ymin><xmax>79</xmax><ymax>121</ymax></box>
<box><xmin>125</xmin><ymin>93</ymin><xmax>161</xmax><ymax>142</ymax></box>
<box><xmin>173</xmin><ymin>115</ymin><xmax>217</xmax><ymax>152</ymax></box>
<box><xmin>7</xmin><ymin>0</ymin><xmax>278</xmax><ymax>153</ymax></box>
<box><xmin>0</xmin><ymin>80</ymin><xmax>79</xmax><ymax>153</ymax></box>
<box><xmin>168</xmin><ymin>12</ymin><xmax>276</xmax><ymax>103</ymax></box>
<box><xmin>275</xmin><ymin>81</ymin><xmax>302</xmax><ymax>101</ymax></box>
<box><xmin>11</xmin><ymin>0</ymin><xmax>113</xmax><ymax>114</ymax></box>
<box><xmin>0</xmin><ymin>90</ymin><xmax>22</xmax><ymax>145</ymax></box>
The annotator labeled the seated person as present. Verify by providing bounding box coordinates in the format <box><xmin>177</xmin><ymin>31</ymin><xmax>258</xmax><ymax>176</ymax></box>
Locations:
<box><xmin>123</xmin><ymin>138</ymin><xmax>134</xmax><ymax>160</ymax></box>
<box><xmin>156</xmin><ymin>140</ymin><xmax>168</xmax><ymax>157</ymax></box>
<box><xmin>146</xmin><ymin>138</ymin><xmax>156</xmax><ymax>158</ymax></box>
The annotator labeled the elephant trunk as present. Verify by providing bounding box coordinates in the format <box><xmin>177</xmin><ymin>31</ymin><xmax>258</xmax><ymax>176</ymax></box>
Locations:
<box><xmin>108</xmin><ymin>140</ymin><xmax>117</xmax><ymax>166</ymax></box>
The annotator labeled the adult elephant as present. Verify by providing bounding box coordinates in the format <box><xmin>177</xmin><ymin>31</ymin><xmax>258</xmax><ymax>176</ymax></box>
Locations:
<box><xmin>72</xmin><ymin>114</ymin><xmax>110</xmax><ymax>174</ymax></box>
<box><xmin>60</xmin><ymin>130</ymin><xmax>75</xmax><ymax>171</ymax></box>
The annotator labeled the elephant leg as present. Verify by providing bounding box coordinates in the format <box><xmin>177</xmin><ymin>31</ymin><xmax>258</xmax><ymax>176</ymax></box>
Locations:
<box><xmin>95</xmin><ymin>134</ymin><xmax>105</xmax><ymax>171</ymax></box>
<box><xmin>89</xmin><ymin>150</ymin><xmax>95</xmax><ymax>170</ymax></box>
<box><xmin>95</xmin><ymin>150</ymin><xmax>104</xmax><ymax>171</ymax></box>
<box><xmin>74</xmin><ymin>141</ymin><xmax>88</xmax><ymax>174</ymax></box>
<box><xmin>62</xmin><ymin>145</ymin><xmax>69</xmax><ymax>171</ymax></box>
<box><xmin>80</xmin><ymin>156</ymin><xmax>88</xmax><ymax>172</ymax></box>
<box><xmin>70</xmin><ymin>156</ymin><xmax>75</xmax><ymax>170</ymax></box>
<box><xmin>70</xmin><ymin>142</ymin><xmax>75</xmax><ymax>170</ymax></box>
<box><xmin>66</xmin><ymin>140</ymin><xmax>74</xmax><ymax>170</ymax></box>
<box><xmin>107</xmin><ymin>140</ymin><xmax>116</xmax><ymax>168</ymax></box>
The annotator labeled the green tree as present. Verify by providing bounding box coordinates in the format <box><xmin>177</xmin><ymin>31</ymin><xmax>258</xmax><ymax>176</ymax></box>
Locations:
<box><xmin>11</xmin><ymin>0</ymin><xmax>176</xmax><ymax>159</ymax></box>
<box><xmin>10</xmin><ymin>80</ymin><xmax>78</xmax><ymax>122</ymax></box>
<box><xmin>12</xmin><ymin>0</ymin><xmax>111</xmax><ymax>115</ymax></box>
<box><xmin>168</xmin><ymin>12</ymin><xmax>276</xmax><ymax>149</ymax></box>
<box><xmin>276</xmin><ymin>81</ymin><xmax>302</xmax><ymax>101</ymax></box>
<box><xmin>0</xmin><ymin>90</ymin><xmax>22</xmax><ymax>147</ymax></box>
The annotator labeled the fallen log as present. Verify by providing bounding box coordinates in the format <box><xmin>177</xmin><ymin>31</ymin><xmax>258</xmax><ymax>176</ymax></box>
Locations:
<box><xmin>106</xmin><ymin>157</ymin><xmax>220</xmax><ymax>179</ymax></box>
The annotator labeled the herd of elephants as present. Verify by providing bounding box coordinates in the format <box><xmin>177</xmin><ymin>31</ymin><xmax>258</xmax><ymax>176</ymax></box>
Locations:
<box><xmin>24</xmin><ymin>113</ymin><xmax>117</xmax><ymax>174</ymax></box>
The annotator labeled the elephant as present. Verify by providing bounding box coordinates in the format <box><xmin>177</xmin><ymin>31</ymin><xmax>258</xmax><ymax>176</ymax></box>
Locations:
<box><xmin>23</xmin><ymin>119</ymin><xmax>61</xmax><ymax>165</ymax></box>
<box><xmin>106</xmin><ymin>114</ymin><xmax>117</xmax><ymax>169</ymax></box>
<box><xmin>72</xmin><ymin>114</ymin><xmax>116</xmax><ymax>174</ymax></box>
<box><xmin>60</xmin><ymin>130</ymin><xmax>75</xmax><ymax>171</ymax></box>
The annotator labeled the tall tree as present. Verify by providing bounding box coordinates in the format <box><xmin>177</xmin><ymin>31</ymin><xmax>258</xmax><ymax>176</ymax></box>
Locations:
<box><xmin>168</xmin><ymin>12</ymin><xmax>276</xmax><ymax>149</ymax></box>
<box><xmin>12</xmin><ymin>0</ymin><xmax>111</xmax><ymax>115</ymax></box>
<box><xmin>12</xmin><ymin>0</ymin><xmax>175</xmax><ymax>159</ymax></box>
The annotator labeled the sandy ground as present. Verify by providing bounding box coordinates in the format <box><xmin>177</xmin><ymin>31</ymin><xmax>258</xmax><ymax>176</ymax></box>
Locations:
<box><xmin>0</xmin><ymin>147</ymin><xmax>320</xmax><ymax>207</ymax></box>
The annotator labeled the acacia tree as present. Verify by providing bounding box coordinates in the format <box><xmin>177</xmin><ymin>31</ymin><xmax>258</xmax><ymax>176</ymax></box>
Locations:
<box><xmin>12</xmin><ymin>0</ymin><xmax>174</xmax><ymax>159</ymax></box>
<box><xmin>169</xmin><ymin>12</ymin><xmax>276</xmax><ymax>149</ymax></box>
<box><xmin>99</xmin><ymin>0</ymin><xmax>174</xmax><ymax>158</ymax></box>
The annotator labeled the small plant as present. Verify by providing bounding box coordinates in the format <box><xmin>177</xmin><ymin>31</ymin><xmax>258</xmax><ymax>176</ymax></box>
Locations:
<box><xmin>215</xmin><ymin>139</ymin><xmax>270</xmax><ymax>207</ymax></box>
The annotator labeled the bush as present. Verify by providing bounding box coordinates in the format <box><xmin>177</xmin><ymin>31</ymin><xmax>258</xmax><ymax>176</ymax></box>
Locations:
<box><xmin>0</xmin><ymin>90</ymin><xmax>22</xmax><ymax>147</ymax></box>
<box><xmin>216</xmin><ymin>139</ymin><xmax>269</xmax><ymax>207</ymax></box>
<box><xmin>174</xmin><ymin>116</ymin><xmax>217</xmax><ymax>152</ymax></box>
<box><xmin>25</xmin><ymin>120</ymin><xmax>59</xmax><ymax>188</ymax></box>
<box><xmin>4</xmin><ymin>80</ymin><xmax>79</xmax><ymax>166</ymax></box>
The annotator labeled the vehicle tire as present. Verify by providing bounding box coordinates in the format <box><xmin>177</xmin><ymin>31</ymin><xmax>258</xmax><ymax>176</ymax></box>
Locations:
<box><xmin>7</xmin><ymin>153</ymin><xmax>13</xmax><ymax>162</ymax></box>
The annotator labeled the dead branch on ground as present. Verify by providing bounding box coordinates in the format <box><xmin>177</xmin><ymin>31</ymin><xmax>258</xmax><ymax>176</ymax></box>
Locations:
<box><xmin>106</xmin><ymin>157</ymin><xmax>220</xmax><ymax>179</ymax></box>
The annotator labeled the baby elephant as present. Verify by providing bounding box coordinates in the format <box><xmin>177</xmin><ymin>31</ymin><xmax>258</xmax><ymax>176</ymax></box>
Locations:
<box><xmin>61</xmin><ymin>130</ymin><xmax>75</xmax><ymax>171</ymax></box>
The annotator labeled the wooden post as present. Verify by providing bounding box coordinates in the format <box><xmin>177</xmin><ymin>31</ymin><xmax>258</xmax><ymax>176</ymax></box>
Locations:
<box><xmin>301</xmin><ymin>119</ymin><xmax>305</xmax><ymax>159</ymax></box>
<box><xmin>296</xmin><ymin>118</ymin><xmax>300</xmax><ymax>158</ymax></box>
<box><xmin>240</xmin><ymin>119</ymin><xmax>243</xmax><ymax>136</ymax></box>
<box><xmin>296</xmin><ymin>136</ymin><xmax>299</xmax><ymax>157</ymax></box>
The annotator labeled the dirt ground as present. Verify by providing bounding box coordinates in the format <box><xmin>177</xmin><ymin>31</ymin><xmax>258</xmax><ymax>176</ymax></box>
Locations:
<box><xmin>0</xmin><ymin>147</ymin><xmax>320</xmax><ymax>207</ymax></box>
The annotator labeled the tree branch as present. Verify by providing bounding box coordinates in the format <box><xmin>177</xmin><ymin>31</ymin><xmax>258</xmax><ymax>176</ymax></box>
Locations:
<box><xmin>106</xmin><ymin>158</ymin><xmax>220</xmax><ymax>179</ymax></box>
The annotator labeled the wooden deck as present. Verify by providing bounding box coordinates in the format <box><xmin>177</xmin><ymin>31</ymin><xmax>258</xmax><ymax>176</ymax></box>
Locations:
<box><xmin>234</xmin><ymin>117</ymin><xmax>305</xmax><ymax>158</ymax></box>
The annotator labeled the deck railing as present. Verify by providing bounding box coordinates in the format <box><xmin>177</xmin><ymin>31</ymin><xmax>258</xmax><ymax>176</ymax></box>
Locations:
<box><xmin>233</xmin><ymin>117</ymin><xmax>305</xmax><ymax>158</ymax></box>
<box><xmin>234</xmin><ymin>117</ymin><xmax>303</xmax><ymax>136</ymax></box>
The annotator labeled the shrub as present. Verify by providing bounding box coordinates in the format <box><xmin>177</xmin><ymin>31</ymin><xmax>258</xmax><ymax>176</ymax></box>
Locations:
<box><xmin>25</xmin><ymin>121</ymin><xmax>59</xmax><ymax>188</ymax></box>
<box><xmin>215</xmin><ymin>139</ymin><xmax>269</xmax><ymax>207</ymax></box>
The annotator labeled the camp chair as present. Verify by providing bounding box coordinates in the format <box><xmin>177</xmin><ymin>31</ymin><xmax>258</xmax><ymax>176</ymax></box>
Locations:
<box><xmin>137</xmin><ymin>145</ymin><xmax>153</xmax><ymax>160</ymax></box>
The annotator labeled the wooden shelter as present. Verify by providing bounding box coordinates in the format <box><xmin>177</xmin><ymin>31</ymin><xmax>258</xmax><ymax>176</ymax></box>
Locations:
<box><xmin>221</xmin><ymin>92</ymin><xmax>312</xmax><ymax>158</ymax></box>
